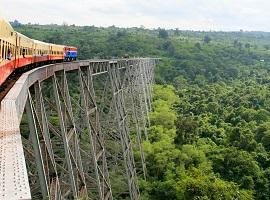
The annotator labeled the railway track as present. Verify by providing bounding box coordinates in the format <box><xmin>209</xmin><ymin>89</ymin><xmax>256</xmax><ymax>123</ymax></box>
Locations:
<box><xmin>0</xmin><ymin>71</ymin><xmax>22</xmax><ymax>102</ymax></box>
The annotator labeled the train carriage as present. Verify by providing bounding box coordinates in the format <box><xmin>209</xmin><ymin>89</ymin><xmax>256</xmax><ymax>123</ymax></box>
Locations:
<box><xmin>0</xmin><ymin>16</ymin><xmax>16</xmax><ymax>85</ymax></box>
<box><xmin>16</xmin><ymin>32</ymin><xmax>34</xmax><ymax>68</ymax></box>
<box><xmin>64</xmin><ymin>46</ymin><xmax>77</xmax><ymax>61</ymax></box>
<box><xmin>0</xmin><ymin>15</ymin><xmax>78</xmax><ymax>88</ymax></box>
<box><xmin>50</xmin><ymin>44</ymin><xmax>64</xmax><ymax>61</ymax></box>
<box><xmin>33</xmin><ymin>39</ymin><xmax>50</xmax><ymax>64</ymax></box>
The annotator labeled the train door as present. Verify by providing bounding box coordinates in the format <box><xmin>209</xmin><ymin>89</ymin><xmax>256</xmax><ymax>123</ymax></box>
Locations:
<box><xmin>16</xmin><ymin>35</ymin><xmax>21</xmax><ymax>67</ymax></box>
<box><xmin>34</xmin><ymin>43</ymin><xmax>37</xmax><ymax>63</ymax></box>
<box><xmin>15</xmin><ymin>32</ymin><xmax>18</xmax><ymax>68</ymax></box>
<box><xmin>32</xmin><ymin>43</ymin><xmax>34</xmax><ymax>64</ymax></box>
<box><xmin>50</xmin><ymin>45</ymin><xmax>52</xmax><ymax>61</ymax></box>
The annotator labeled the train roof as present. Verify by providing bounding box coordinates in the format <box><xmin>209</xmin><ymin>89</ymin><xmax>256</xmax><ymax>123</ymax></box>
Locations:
<box><xmin>65</xmin><ymin>46</ymin><xmax>77</xmax><ymax>49</ymax></box>
<box><xmin>0</xmin><ymin>15</ymin><xmax>15</xmax><ymax>40</ymax></box>
<box><xmin>0</xmin><ymin>15</ymin><xmax>13</xmax><ymax>30</ymax></box>
<box><xmin>34</xmin><ymin>39</ymin><xmax>66</xmax><ymax>50</ymax></box>
<box><xmin>32</xmin><ymin>39</ymin><xmax>50</xmax><ymax>45</ymax></box>
<box><xmin>16</xmin><ymin>31</ymin><xmax>32</xmax><ymax>40</ymax></box>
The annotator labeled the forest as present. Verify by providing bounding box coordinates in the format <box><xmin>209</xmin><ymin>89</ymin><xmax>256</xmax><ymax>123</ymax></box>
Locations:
<box><xmin>14</xmin><ymin>22</ymin><xmax>270</xmax><ymax>199</ymax></box>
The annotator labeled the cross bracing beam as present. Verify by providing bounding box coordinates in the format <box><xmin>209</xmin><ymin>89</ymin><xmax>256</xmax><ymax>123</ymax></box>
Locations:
<box><xmin>0</xmin><ymin>58</ymin><xmax>158</xmax><ymax>200</ymax></box>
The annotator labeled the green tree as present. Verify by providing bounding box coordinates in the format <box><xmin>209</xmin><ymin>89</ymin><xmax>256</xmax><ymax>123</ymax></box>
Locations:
<box><xmin>158</xmin><ymin>28</ymin><xmax>169</xmax><ymax>39</ymax></box>
<box><xmin>203</xmin><ymin>35</ymin><xmax>211</xmax><ymax>44</ymax></box>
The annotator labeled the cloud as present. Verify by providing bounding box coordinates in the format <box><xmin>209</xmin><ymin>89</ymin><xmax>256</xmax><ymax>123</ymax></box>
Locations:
<box><xmin>1</xmin><ymin>0</ymin><xmax>270</xmax><ymax>31</ymax></box>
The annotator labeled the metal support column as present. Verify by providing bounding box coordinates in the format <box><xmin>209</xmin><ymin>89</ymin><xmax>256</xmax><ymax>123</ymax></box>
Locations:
<box><xmin>25</xmin><ymin>91</ymin><xmax>49</xmax><ymax>199</ymax></box>
<box><xmin>126</xmin><ymin>62</ymin><xmax>147</xmax><ymax>180</ymax></box>
<box><xmin>52</xmin><ymin>71</ymin><xmax>87</xmax><ymax>199</ymax></box>
<box><xmin>79</xmin><ymin>65</ymin><xmax>113</xmax><ymax>200</ymax></box>
<box><xmin>109</xmin><ymin>61</ymin><xmax>140</xmax><ymax>200</ymax></box>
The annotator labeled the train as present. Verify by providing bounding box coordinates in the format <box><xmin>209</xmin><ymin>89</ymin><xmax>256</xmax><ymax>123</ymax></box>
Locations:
<box><xmin>0</xmin><ymin>15</ymin><xmax>78</xmax><ymax>86</ymax></box>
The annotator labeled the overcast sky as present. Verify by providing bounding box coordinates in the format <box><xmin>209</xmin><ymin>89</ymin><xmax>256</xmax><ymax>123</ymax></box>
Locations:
<box><xmin>1</xmin><ymin>0</ymin><xmax>270</xmax><ymax>31</ymax></box>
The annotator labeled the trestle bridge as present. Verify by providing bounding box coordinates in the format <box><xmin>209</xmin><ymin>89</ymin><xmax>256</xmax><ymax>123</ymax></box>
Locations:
<box><xmin>0</xmin><ymin>58</ymin><xmax>157</xmax><ymax>199</ymax></box>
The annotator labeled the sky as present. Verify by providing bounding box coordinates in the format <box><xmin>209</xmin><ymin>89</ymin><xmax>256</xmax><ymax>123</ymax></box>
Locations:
<box><xmin>1</xmin><ymin>0</ymin><xmax>270</xmax><ymax>31</ymax></box>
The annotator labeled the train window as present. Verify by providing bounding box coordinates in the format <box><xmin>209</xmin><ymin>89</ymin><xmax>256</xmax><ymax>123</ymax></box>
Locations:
<box><xmin>6</xmin><ymin>42</ymin><xmax>8</xmax><ymax>59</ymax></box>
<box><xmin>0</xmin><ymin>39</ymin><xmax>1</xmax><ymax>60</ymax></box>
<box><xmin>9</xmin><ymin>44</ymin><xmax>11</xmax><ymax>57</ymax></box>
<box><xmin>5</xmin><ymin>42</ymin><xmax>7</xmax><ymax>59</ymax></box>
<box><xmin>11</xmin><ymin>45</ymin><xmax>14</xmax><ymax>56</ymax></box>
<box><xmin>2</xmin><ymin>41</ymin><xmax>5</xmax><ymax>59</ymax></box>
<box><xmin>6</xmin><ymin>42</ymin><xmax>8</xmax><ymax>58</ymax></box>
<box><xmin>3</xmin><ymin>41</ymin><xmax>6</xmax><ymax>59</ymax></box>
<box><xmin>22</xmin><ymin>48</ymin><xmax>25</xmax><ymax>57</ymax></box>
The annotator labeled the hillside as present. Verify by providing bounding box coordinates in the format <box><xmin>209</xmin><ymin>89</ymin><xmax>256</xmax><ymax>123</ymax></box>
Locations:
<box><xmin>15</xmin><ymin>23</ymin><xmax>270</xmax><ymax>199</ymax></box>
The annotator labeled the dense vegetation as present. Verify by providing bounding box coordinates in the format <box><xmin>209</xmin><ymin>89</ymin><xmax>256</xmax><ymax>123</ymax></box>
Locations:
<box><xmin>14</xmin><ymin>22</ymin><xmax>270</xmax><ymax>199</ymax></box>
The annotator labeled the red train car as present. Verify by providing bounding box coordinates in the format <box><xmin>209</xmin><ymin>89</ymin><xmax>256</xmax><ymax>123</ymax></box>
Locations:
<box><xmin>0</xmin><ymin>15</ymin><xmax>77</xmax><ymax>87</ymax></box>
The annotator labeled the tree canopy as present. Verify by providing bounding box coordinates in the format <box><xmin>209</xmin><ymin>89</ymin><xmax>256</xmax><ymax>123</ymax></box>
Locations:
<box><xmin>14</xmin><ymin>23</ymin><xmax>270</xmax><ymax>199</ymax></box>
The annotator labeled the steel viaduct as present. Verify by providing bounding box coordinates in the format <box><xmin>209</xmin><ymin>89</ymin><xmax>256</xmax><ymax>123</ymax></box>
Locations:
<box><xmin>0</xmin><ymin>58</ymin><xmax>158</xmax><ymax>200</ymax></box>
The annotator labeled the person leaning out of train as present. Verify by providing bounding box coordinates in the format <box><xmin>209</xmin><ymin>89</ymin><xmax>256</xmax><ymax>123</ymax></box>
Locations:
<box><xmin>7</xmin><ymin>49</ymin><xmax>12</xmax><ymax>60</ymax></box>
